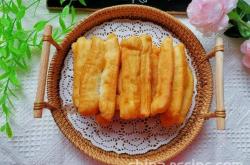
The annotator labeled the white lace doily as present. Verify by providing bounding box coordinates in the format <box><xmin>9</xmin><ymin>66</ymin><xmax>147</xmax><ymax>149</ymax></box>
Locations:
<box><xmin>59</xmin><ymin>20</ymin><xmax>197</xmax><ymax>155</ymax></box>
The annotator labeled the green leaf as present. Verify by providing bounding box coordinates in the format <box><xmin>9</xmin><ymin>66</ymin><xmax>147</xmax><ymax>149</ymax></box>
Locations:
<box><xmin>33</xmin><ymin>20</ymin><xmax>48</xmax><ymax>32</ymax></box>
<box><xmin>62</xmin><ymin>27</ymin><xmax>72</xmax><ymax>34</ymax></box>
<box><xmin>79</xmin><ymin>0</ymin><xmax>87</xmax><ymax>6</ymax></box>
<box><xmin>3</xmin><ymin>2</ymin><xmax>11</xmax><ymax>14</ymax></box>
<box><xmin>10</xmin><ymin>2</ymin><xmax>18</xmax><ymax>14</ymax></box>
<box><xmin>0</xmin><ymin>124</ymin><xmax>6</xmax><ymax>132</ymax></box>
<box><xmin>60</xmin><ymin>0</ymin><xmax>66</xmax><ymax>5</ymax></box>
<box><xmin>0</xmin><ymin>47</ymin><xmax>7</xmax><ymax>58</ymax></box>
<box><xmin>33</xmin><ymin>32</ymin><xmax>38</xmax><ymax>45</ymax></box>
<box><xmin>238</xmin><ymin>21</ymin><xmax>250</xmax><ymax>39</ymax></box>
<box><xmin>228</xmin><ymin>8</ymin><xmax>250</xmax><ymax>39</ymax></box>
<box><xmin>9</xmin><ymin>72</ymin><xmax>20</xmax><ymax>86</ymax></box>
<box><xmin>242</xmin><ymin>14</ymin><xmax>250</xmax><ymax>22</ymax></box>
<box><xmin>5</xmin><ymin>122</ymin><xmax>13</xmax><ymax>138</ymax></box>
<box><xmin>16</xmin><ymin>0</ymin><xmax>22</xmax><ymax>7</ymax></box>
<box><xmin>0</xmin><ymin>18</ymin><xmax>11</xmax><ymax>27</ymax></box>
<box><xmin>0</xmin><ymin>60</ymin><xmax>10</xmax><ymax>71</ymax></box>
<box><xmin>15</xmin><ymin>31</ymin><xmax>28</xmax><ymax>41</ymax></box>
<box><xmin>16</xmin><ymin>20</ymin><xmax>22</xmax><ymax>30</ymax></box>
<box><xmin>0</xmin><ymin>4</ymin><xmax>3</xmax><ymax>12</ymax></box>
<box><xmin>26</xmin><ymin>45</ymin><xmax>31</xmax><ymax>59</ymax></box>
<box><xmin>20</xmin><ymin>43</ymin><xmax>28</xmax><ymax>54</ymax></box>
<box><xmin>61</xmin><ymin>5</ymin><xmax>70</xmax><ymax>18</ymax></box>
<box><xmin>8</xmin><ymin>88</ymin><xmax>17</xmax><ymax>98</ymax></box>
<box><xmin>7</xmin><ymin>95</ymin><xmax>15</xmax><ymax>108</ymax></box>
<box><xmin>0</xmin><ymin>95</ymin><xmax>7</xmax><ymax>105</ymax></box>
<box><xmin>228</xmin><ymin>10</ymin><xmax>241</xmax><ymax>22</ymax></box>
<box><xmin>0</xmin><ymin>72</ymin><xmax>10</xmax><ymax>80</ymax></box>
<box><xmin>14</xmin><ymin>59</ymin><xmax>27</xmax><ymax>70</ymax></box>
<box><xmin>52</xmin><ymin>28</ymin><xmax>60</xmax><ymax>38</ymax></box>
<box><xmin>2</xmin><ymin>104</ymin><xmax>10</xmax><ymax>118</ymax></box>
<box><xmin>8</xmin><ymin>42</ymin><xmax>22</xmax><ymax>55</ymax></box>
<box><xmin>71</xmin><ymin>6</ymin><xmax>76</xmax><ymax>24</ymax></box>
<box><xmin>59</xmin><ymin>16</ymin><xmax>66</xmax><ymax>31</ymax></box>
<box><xmin>16</xmin><ymin>7</ymin><xmax>26</xmax><ymax>20</ymax></box>
<box><xmin>238</xmin><ymin>0</ymin><xmax>250</xmax><ymax>14</ymax></box>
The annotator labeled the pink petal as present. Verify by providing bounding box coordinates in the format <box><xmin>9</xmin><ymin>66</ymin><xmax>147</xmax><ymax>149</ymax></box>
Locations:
<box><xmin>242</xmin><ymin>55</ymin><xmax>250</xmax><ymax>68</ymax></box>
<box><xmin>187</xmin><ymin>0</ymin><xmax>227</xmax><ymax>34</ymax></box>
<box><xmin>189</xmin><ymin>0</ymin><xmax>223</xmax><ymax>26</ymax></box>
<box><xmin>240</xmin><ymin>40</ymin><xmax>250</xmax><ymax>56</ymax></box>
<box><xmin>221</xmin><ymin>0</ymin><xmax>238</xmax><ymax>13</ymax></box>
<box><xmin>217</xmin><ymin>15</ymin><xmax>229</xmax><ymax>31</ymax></box>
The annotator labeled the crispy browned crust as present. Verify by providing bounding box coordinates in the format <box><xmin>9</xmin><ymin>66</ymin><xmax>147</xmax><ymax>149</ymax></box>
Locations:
<box><xmin>115</xmin><ymin>73</ymin><xmax>122</xmax><ymax>111</ymax></box>
<box><xmin>151</xmin><ymin>45</ymin><xmax>160</xmax><ymax>98</ymax></box>
<box><xmin>72</xmin><ymin>42</ymin><xmax>78</xmax><ymax>107</ymax></box>
<box><xmin>169</xmin><ymin>43</ymin><xmax>186</xmax><ymax>115</ymax></box>
<box><xmin>139</xmin><ymin>35</ymin><xmax>152</xmax><ymax>118</ymax></box>
<box><xmin>151</xmin><ymin>37</ymin><xmax>174</xmax><ymax>116</ymax></box>
<box><xmin>178</xmin><ymin>65</ymin><xmax>194</xmax><ymax>124</ymax></box>
<box><xmin>98</xmin><ymin>33</ymin><xmax>121</xmax><ymax>121</ymax></box>
<box><xmin>72</xmin><ymin>37</ymin><xmax>91</xmax><ymax>107</ymax></box>
<box><xmin>78</xmin><ymin>37</ymin><xmax>105</xmax><ymax>115</ymax></box>
<box><xmin>160</xmin><ymin>43</ymin><xmax>186</xmax><ymax>126</ymax></box>
<box><xmin>119</xmin><ymin>36</ymin><xmax>142</xmax><ymax>119</ymax></box>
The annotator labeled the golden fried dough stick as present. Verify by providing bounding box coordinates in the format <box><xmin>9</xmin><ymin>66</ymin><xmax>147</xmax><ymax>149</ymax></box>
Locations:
<box><xmin>115</xmin><ymin>72</ymin><xmax>122</xmax><ymax>111</ymax></box>
<box><xmin>168</xmin><ymin>43</ymin><xmax>186</xmax><ymax>115</ymax></box>
<box><xmin>177</xmin><ymin>65</ymin><xmax>194</xmax><ymax>124</ymax></box>
<box><xmin>151</xmin><ymin>37</ymin><xmax>174</xmax><ymax>116</ymax></box>
<box><xmin>151</xmin><ymin>45</ymin><xmax>160</xmax><ymax>98</ymax></box>
<box><xmin>72</xmin><ymin>42</ymin><xmax>78</xmax><ymax>106</ymax></box>
<box><xmin>98</xmin><ymin>34</ymin><xmax>121</xmax><ymax>122</ymax></box>
<box><xmin>78</xmin><ymin>37</ymin><xmax>105</xmax><ymax>115</ymax></box>
<box><xmin>160</xmin><ymin>43</ymin><xmax>188</xmax><ymax>127</ymax></box>
<box><xmin>72</xmin><ymin>37</ymin><xmax>92</xmax><ymax>108</ymax></box>
<box><xmin>139</xmin><ymin>35</ymin><xmax>152</xmax><ymax>118</ymax></box>
<box><xmin>160</xmin><ymin>65</ymin><xmax>193</xmax><ymax>127</ymax></box>
<box><xmin>119</xmin><ymin>36</ymin><xmax>142</xmax><ymax>120</ymax></box>
<box><xmin>96</xmin><ymin>114</ymin><xmax>110</xmax><ymax>126</ymax></box>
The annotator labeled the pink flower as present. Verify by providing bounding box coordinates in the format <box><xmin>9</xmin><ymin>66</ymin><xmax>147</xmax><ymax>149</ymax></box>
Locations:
<box><xmin>242</xmin><ymin>56</ymin><xmax>250</xmax><ymax>68</ymax></box>
<box><xmin>241</xmin><ymin>40</ymin><xmax>250</xmax><ymax>55</ymax></box>
<box><xmin>241</xmin><ymin>40</ymin><xmax>250</xmax><ymax>68</ymax></box>
<box><xmin>187</xmin><ymin>0</ymin><xmax>238</xmax><ymax>34</ymax></box>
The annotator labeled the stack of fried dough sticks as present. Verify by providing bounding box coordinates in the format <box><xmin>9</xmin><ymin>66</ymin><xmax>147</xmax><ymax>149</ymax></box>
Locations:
<box><xmin>72</xmin><ymin>33</ymin><xmax>194</xmax><ymax>127</ymax></box>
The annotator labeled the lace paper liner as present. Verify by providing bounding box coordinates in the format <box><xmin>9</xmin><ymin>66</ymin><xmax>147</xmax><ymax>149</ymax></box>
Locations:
<box><xmin>59</xmin><ymin>20</ymin><xmax>197</xmax><ymax>155</ymax></box>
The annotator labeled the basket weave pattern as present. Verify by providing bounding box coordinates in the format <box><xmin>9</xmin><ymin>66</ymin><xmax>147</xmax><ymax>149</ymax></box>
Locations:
<box><xmin>46</xmin><ymin>5</ymin><xmax>212</xmax><ymax>164</ymax></box>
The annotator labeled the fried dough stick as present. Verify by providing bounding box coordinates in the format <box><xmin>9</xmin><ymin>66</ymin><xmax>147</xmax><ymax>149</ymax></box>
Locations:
<box><xmin>72</xmin><ymin>37</ymin><xmax>91</xmax><ymax>107</ymax></box>
<box><xmin>160</xmin><ymin>65</ymin><xmax>193</xmax><ymax>126</ymax></box>
<box><xmin>151</xmin><ymin>37</ymin><xmax>174</xmax><ymax>116</ymax></box>
<box><xmin>119</xmin><ymin>36</ymin><xmax>142</xmax><ymax>120</ymax></box>
<box><xmin>78</xmin><ymin>37</ymin><xmax>105</xmax><ymax>115</ymax></box>
<box><xmin>139</xmin><ymin>35</ymin><xmax>152</xmax><ymax>118</ymax></box>
<box><xmin>160</xmin><ymin>43</ymin><xmax>187</xmax><ymax>127</ymax></box>
<box><xmin>115</xmin><ymin>73</ymin><xmax>122</xmax><ymax>111</ymax></box>
<box><xmin>150</xmin><ymin>45</ymin><xmax>160</xmax><ymax>100</ymax></box>
<box><xmin>97</xmin><ymin>34</ymin><xmax>120</xmax><ymax>123</ymax></box>
<box><xmin>177</xmin><ymin>66</ymin><xmax>194</xmax><ymax>124</ymax></box>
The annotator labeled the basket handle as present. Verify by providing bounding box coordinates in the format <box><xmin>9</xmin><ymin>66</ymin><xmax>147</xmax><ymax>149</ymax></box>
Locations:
<box><xmin>33</xmin><ymin>25</ymin><xmax>60</xmax><ymax>118</ymax></box>
<box><xmin>200</xmin><ymin>37</ymin><xmax>226</xmax><ymax>130</ymax></box>
<box><xmin>215</xmin><ymin>37</ymin><xmax>225</xmax><ymax>130</ymax></box>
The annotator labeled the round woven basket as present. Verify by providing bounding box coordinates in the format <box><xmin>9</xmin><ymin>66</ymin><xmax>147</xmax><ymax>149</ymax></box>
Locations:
<box><xmin>46</xmin><ymin>5</ymin><xmax>212</xmax><ymax>164</ymax></box>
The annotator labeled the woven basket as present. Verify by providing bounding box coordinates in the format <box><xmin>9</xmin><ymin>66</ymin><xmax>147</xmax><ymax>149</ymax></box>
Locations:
<box><xmin>33</xmin><ymin>5</ymin><xmax>226</xmax><ymax>164</ymax></box>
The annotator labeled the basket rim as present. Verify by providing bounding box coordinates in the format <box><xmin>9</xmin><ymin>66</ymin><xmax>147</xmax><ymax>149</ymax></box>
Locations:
<box><xmin>47</xmin><ymin>4</ymin><xmax>213</xmax><ymax>165</ymax></box>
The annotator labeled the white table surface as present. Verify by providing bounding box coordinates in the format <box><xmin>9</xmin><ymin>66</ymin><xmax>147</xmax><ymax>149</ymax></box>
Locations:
<box><xmin>1</xmin><ymin>1</ymin><xmax>250</xmax><ymax>165</ymax></box>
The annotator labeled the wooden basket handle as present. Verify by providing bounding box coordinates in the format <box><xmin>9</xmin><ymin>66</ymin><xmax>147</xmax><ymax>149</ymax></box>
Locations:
<box><xmin>200</xmin><ymin>37</ymin><xmax>226</xmax><ymax>130</ymax></box>
<box><xmin>215</xmin><ymin>37</ymin><xmax>225</xmax><ymax>130</ymax></box>
<box><xmin>33</xmin><ymin>25</ymin><xmax>60</xmax><ymax>118</ymax></box>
